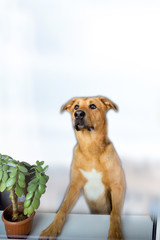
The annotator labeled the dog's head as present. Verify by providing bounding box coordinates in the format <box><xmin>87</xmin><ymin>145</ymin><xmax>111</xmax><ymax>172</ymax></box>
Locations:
<box><xmin>61</xmin><ymin>96</ymin><xmax>118</xmax><ymax>132</ymax></box>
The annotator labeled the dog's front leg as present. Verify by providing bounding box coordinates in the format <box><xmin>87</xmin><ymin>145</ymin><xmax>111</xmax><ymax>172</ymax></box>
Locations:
<box><xmin>108</xmin><ymin>184</ymin><xmax>125</xmax><ymax>240</ymax></box>
<box><xmin>39</xmin><ymin>181</ymin><xmax>83</xmax><ymax>240</ymax></box>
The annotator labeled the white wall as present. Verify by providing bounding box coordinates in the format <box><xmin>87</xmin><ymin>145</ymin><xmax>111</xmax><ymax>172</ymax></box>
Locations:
<box><xmin>0</xmin><ymin>0</ymin><xmax>160</xmax><ymax>214</ymax></box>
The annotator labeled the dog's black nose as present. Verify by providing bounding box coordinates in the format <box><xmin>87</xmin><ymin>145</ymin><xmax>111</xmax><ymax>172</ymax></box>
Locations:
<box><xmin>74</xmin><ymin>110</ymin><xmax>86</xmax><ymax>119</ymax></box>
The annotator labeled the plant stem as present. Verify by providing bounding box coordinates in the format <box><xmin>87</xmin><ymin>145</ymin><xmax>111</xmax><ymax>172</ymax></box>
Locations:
<box><xmin>10</xmin><ymin>188</ymin><xmax>18</xmax><ymax>221</ymax></box>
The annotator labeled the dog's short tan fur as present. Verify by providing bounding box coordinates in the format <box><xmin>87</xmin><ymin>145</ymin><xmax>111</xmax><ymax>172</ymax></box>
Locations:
<box><xmin>40</xmin><ymin>96</ymin><xmax>126</xmax><ymax>240</ymax></box>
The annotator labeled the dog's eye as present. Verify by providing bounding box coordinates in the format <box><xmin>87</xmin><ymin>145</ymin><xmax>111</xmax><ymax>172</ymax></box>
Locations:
<box><xmin>74</xmin><ymin>105</ymin><xmax>79</xmax><ymax>110</ymax></box>
<box><xmin>89</xmin><ymin>104</ymin><xmax>97</xmax><ymax>109</ymax></box>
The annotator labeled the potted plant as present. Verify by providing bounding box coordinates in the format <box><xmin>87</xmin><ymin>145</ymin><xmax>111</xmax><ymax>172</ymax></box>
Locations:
<box><xmin>0</xmin><ymin>153</ymin><xmax>49</xmax><ymax>238</ymax></box>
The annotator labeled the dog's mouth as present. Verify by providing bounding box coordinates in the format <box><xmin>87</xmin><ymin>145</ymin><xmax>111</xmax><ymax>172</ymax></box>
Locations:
<box><xmin>74</xmin><ymin>119</ymin><xmax>94</xmax><ymax>132</ymax></box>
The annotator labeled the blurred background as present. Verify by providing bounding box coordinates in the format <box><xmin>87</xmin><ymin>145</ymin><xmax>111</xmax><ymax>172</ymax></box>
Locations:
<box><xmin>0</xmin><ymin>0</ymin><xmax>160</xmax><ymax>215</ymax></box>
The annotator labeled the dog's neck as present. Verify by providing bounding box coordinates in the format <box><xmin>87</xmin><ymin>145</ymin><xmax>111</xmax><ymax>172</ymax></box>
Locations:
<box><xmin>75</xmin><ymin>120</ymin><xmax>110</xmax><ymax>156</ymax></box>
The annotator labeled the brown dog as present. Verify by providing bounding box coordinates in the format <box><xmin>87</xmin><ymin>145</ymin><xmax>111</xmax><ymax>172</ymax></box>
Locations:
<box><xmin>40</xmin><ymin>96</ymin><xmax>126</xmax><ymax>240</ymax></box>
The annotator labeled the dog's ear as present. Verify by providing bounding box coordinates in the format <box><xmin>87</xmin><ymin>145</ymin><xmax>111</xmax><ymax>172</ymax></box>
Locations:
<box><xmin>61</xmin><ymin>98</ymin><xmax>77</xmax><ymax>112</ymax></box>
<box><xmin>98</xmin><ymin>96</ymin><xmax>118</xmax><ymax>112</ymax></box>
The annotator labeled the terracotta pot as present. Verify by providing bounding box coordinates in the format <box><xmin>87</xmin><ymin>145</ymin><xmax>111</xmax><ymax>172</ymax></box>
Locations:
<box><xmin>2</xmin><ymin>202</ymin><xmax>35</xmax><ymax>239</ymax></box>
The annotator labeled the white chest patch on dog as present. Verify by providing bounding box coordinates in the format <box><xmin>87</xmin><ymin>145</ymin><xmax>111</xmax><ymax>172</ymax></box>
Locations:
<box><xmin>79</xmin><ymin>168</ymin><xmax>105</xmax><ymax>201</ymax></box>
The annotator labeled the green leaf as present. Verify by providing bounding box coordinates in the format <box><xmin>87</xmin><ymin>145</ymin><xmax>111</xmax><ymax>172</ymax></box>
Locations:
<box><xmin>28</xmin><ymin>178</ymin><xmax>38</xmax><ymax>185</ymax></box>
<box><xmin>37</xmin><ymin>166</ymin><xmax>42</xmax><ymax>172</ymax></box>
<box><xmin>39</xmin><ymin>176</ymin><xmax>46</xmax><ymax>184</ymax></box>
<box><xmin>30</xmin><ymin>165</ymin><xmax>36</xmax><ymax>170</ymax></box>
<box><xmin>18</xmin><ymin>179</ymin><xmax>25</xmax><ymax>188</ymax></box>
<box><xmin>24</xmin><ymin>208</ymin><xmax>28</xmax><ymax>215</ymax></box>
<box><xmin>42</xmin><ymin>165</ymin><xmax>49</xmax><ymax>173</ymax></box>
<box><xmin>2</xmin><ymin>172</ymin><xmax>8</xmax><ymax>182</ymax></box>
<box><xmin>27</xmin><ymin>205</ymin><xmax>34</xmax><ymax>215</ymax></box>
<box><xmin>36</xmin><ymin>160</ymin><xmax>40</xmax><ymax>165</ymax></box>
<box><xmin>1</xmin><ymin>159</ymin><xmax>6</xmax><ymax>164</ymax></box>
<box><xmin>0</xmin><ymin>182</ymin><xmax>6</xmax><ymax>192</ymax></box>
<box><xmin>0</xmin><ymin>170</ymin><xmax>2</xmax><ymax>181</ymax></box>
<box><xmin>43</xmin><ymin>175</ymin><xmax>49</xmax><ymax>183</ymax></box>
<box><xmin>9</xmin><ymin>169</ymin><xmax>17</xmax><ymax>178</ymax></box>
<box><xmin>35</xmin><ymin>171</ymin><xmax>40</xmax><ymax>178</ymax></box>
<box><xmin>6</xmin><ymin>176</ymin><xmax>16</xmax><ymax>187</ymax></box>
<box><xmin>2</xmin><ymin>165</ymin><xmax>8</xmax><ymax>171</ymax></box>
<box><xmin>39</xmin><ymin>161</ymin><xmax>44</xmax><ymax>166</ymax></box>
<box><xmin>8</xmin><ymin>159</ymin><xmax>18</xmax><ymax>165</ymax></box>
<box><xmin>18</xmin><ymin>172</ymin><xmax>25</xmax><ymax>181</ymax></box>
<box><xmin>18</xmin><ymin>165</ymin><xmax>28</xmax><ymax>173</ymax></box>
<box><xmin>38</xmin><ymin>184</ymin><xmax>45</xmax><ymax>194</ymax></box>
<box><xmin>25</xmin><ymin>192</ymin><xmax>34</xmax><ymax>200</ymax></box>
<box><xmin>4</xmin><ymin>155</ymin><xmax>10</xmax><ymax>161</ymax></box>
<box><xmin>9</xmin><ymin>166</ymin><xmax>17</xmax><ymax>173</ymax></box>
<box><xmin>24</xmin><ymin>199</ymin><xmax>31</xmax><ymax>208</ymax></box>
<box><xmin>35</xmin><ymin>190</ymin><xmax>41</xmax><ymax>199</ymax></box>
<box><xmin>32</xmin><ymin>198</ymin><xmax>40</xmax><ymax>209</ymax></box>
<box><xmin>6</xmin><ymin>185</ymin><xmax>13</xmax><ymax>191</ymax></box>
<box><xmin>27</xmin><ymin>183</ymin><xmax>37</xmax><ymax>193</ymax></box>
<box><xmin>15</xmin><ymin>184</ymin><xmax>24</xmax><ymax>197</ymax></box>
<box><xmin>24</xmin><ymin>171</ymin><xmax>30</xmax><ymax>176</ymax></box>
<box><xmin>21</xmin><ymin>161</ymin><xmax>31</xmax><ymax>167</ymax></box>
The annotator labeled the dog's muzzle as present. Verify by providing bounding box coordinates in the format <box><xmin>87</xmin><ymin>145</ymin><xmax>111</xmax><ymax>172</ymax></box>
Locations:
<box><xmin>74</xmin><ymin>110</ymin><xmax>94</xmax><ymax>131</ymax></box>
<box><xmin>74</xmin><ymin>110</ymin><xmax>85</xmax><ymax>131</ymax></box>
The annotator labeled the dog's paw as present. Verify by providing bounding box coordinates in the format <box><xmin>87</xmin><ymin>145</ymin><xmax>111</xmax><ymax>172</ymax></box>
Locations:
<box><xmin>108</xmin><ymin>235</ymin><xmax>124</xmax><ymax>240</ymax></box>
<box><xmin>39</xmin><ymin>213</ymin><xmax>66</xmax><ymax>240</ymax></box>
<box><xmin>108</xmin><ymin>231</ymin><xmax>124</xmax><ymax>240</ymax></box>
<box><xmin>108</xmin><ymin>227</ymin><xmax>124</xmax><ymax>240</ymax></box>
<box><xmin>39</xmin><ymin>226</ymin><xmax>57</xmax><ymax>240</ymax></box>
<box><xmin>108</xmin><ymin>216</ymin><xmax>124</xmax><ymax>240</ymax></box>
<box><xmin>108</xmin><ymin>238</ymin><xmax>124</xmax><ymax>240</ymax></box>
